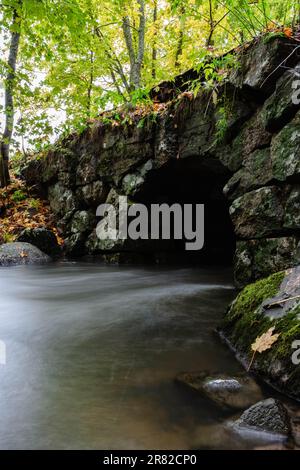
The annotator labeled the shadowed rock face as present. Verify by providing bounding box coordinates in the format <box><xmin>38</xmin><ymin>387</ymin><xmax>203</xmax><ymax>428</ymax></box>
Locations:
<box><xmin>16</xmin><ymin>228</ymin><xmax>61</xmax><ymax>258</ymax></box>
<box><xmin>23</xmin><ymin>36</ymin><xmax>300</xmax><ymax>286</ymax></box>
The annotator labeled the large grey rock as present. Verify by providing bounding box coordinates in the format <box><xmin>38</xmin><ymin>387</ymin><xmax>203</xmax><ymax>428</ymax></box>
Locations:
<box><xmin>176</xmin><ymin>371</ymin><xmax>262</xmax><ymax>410</ymax></box>
<box><xmin>17</xmin><ymin>228</ymin><xmax>61</xmax><ymax>257</ymax></box>
<box><xmin>96</xmin><ymin>118</ymin><xmax>155</xmax><ymax>185</ymax></box>
<box><xmin>224</xmin><ymin>148</ymin><xmax>272</xmax><ymax>200</ymax></box>
<box><xmin>122</xmin><ymin>160</ymin><xmax>154</xmax><ymax>196</ymax></box>
<box><xmin>179</xmin><ymin>87</ymin><xmax>254</xmax><ymax>161</ymax></box>
<box><xmin>234</xmin><ymin>237</ymin><xmax>300</xmax><ymax>287</ymax></box>
<box><xmin>284</xmin><ymin>186</ymin><xmax>300</xmax><ymax>230</ymax></box>
<box><xmin>261</xmin><ymin>65</ymin><xmax>300</xmax><ymax>131</ymax></box>
<box><xmin>76</xmin><ymin>153</ymin><xmax>99</xmax><ymax>185</ymax></box>
<box><xmin>217</xmin><ymin>110</ymin><xmax>272</xmax><ymax>173</ymax></box>
<box><xmin>76</xmin><ymin>180</ymin><xmax>109</xmax><ymax>207</ymax></box>
<box><xmin>42</xmin><ymin>147</ymin><xmax>78</xmax><ymax>186</ymax></box>
<box><xmin>271</xmin><ymin>111</ymin><xmax>300</xmax><ymax>182</ymax></box>
<box><xmin>48</xmin><ymin>182</ymin><xmax>77</xmax><ymax>217</ymax></box>
<box><xmin>229</xmin><ymin>183</ymin><xmax>300</xmax><ymax>252</ymax></box>
<box><xmin>232</xmin><ymin>398</ymin><xmax>290</xmax><ymax>436</ymax></box>
<box><xmin>70</xmin><ymin>210</ymin><xmax>95</xmax><ymax>234</ymax></box>
<box><xmin>229</xmin><ymin>187</ymin><xmax>284</xmax><ymax>239</ymax></box>
<box><xmin>0</xmin><ymin>242</ymin><xmax>51</xmax><ymax>266</ymax></box>
<box><xmin>228</xmin><ymin>37</ymin><xmax>298</xmax><ymax>94</ymax></box>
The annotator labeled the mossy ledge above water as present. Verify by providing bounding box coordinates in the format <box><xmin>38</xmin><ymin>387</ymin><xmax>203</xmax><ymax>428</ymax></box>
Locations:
<box><xmin>220</xmin><ymin>268</ymin><xmax>300</xmax><ymax>400</ymax></box>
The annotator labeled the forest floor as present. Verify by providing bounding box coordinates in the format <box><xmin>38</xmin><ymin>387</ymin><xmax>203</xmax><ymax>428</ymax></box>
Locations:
<box><xmin>0</xmin><ymin>176</ymin><xmax>62</xmax><ymax>246</ymax></box>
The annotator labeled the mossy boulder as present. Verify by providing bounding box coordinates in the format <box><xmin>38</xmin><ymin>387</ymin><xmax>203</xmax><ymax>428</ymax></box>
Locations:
<box><xmin>221</xmin><ymin>268</ymin><xmax>300</xmax><ymax>399</ymax></box>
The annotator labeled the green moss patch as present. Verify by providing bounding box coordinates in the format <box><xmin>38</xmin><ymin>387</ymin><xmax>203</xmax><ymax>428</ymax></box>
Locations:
<box><xmin>222</xmin><ymin>270</ymin><xmax>284</xmax><ymax>352</ymax></box>
<box><xmin>227</xmin><ymin>271</ymin><xmax>285</xmax><ymax>322</ymax></box>
<box><xmin>222</xmin><ymin>270</ymin><xmax>300</xmax><ymax>398</ymax></box>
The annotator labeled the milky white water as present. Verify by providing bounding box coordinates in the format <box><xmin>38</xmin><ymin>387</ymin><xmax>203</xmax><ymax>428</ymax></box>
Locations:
<box><xmin>0</xmin><ymin>263</ymin><xmax>276</xmax><ymax>449</ymax></box>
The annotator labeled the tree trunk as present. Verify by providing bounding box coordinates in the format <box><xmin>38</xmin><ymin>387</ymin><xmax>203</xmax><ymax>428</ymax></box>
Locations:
<box><xmin>206</xmin><ymin>0</ymin><xmax>215</xmax><ymax>47</ymax></box>
<box><xmin>152</xmin><ymin>0</ymin><xmax>158</xmax><ymax>80</ymax></box>
<box><xmin>134</xmin><ymin>0</ymin><xmax>145</xmax><ymax>89</ymax></box>
<box><xmin>122</xmin><ymin>0</ymin><xmax>145</xmax><ymax>91</ymax></box>
<box><xmin>0</xmin><ymin>2</ymin><xmax>22</xmax><ymax>188</ymax></box>
<box><xmin>87</xmin><ymin>48</ymin><xmax>95</xmax><ymax>119</ymax></box>
<box><xmin>175</xmin><ymin>6</ymin><xmax>186</xmax><ymax>69</ymax></box>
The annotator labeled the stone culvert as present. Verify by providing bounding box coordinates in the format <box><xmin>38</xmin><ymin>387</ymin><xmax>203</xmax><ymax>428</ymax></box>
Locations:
<box><xmin>23</xmin><ymin>36</ymin><xmax>300</xmax><ymax>288</ymax></box>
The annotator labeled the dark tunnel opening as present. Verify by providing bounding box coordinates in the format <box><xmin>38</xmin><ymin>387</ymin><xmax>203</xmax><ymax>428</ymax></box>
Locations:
<box><xmin>133</xmin><ymin>156</ymin><xmax>236</xmax><ymax>266</ymax></box>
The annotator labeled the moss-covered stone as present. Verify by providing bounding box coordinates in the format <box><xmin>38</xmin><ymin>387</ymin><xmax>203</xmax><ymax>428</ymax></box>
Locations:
<box><xmin>223</xmin><ymin>272</ymin><xmax>284</xmax><ymax>351</ymax></box>
<box><xmin>222</xmin><ymin>268</ymin><xmax>300</xmax><ymax>399</ymax></box>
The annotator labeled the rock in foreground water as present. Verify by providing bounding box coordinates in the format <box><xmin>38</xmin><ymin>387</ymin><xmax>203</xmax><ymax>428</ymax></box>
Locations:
<box><xmin>231</xmin><ymin>398</ymin><xmax>290</xmax><ymax>436</ymax></box>
<box><xmin>176</xmin><ymin>371</ymin><xmax>262</xmax><ymax>410</ymax></box>
<box><xmin>0</xmin><ymin>242</ymin><xmax>51</xmax><ymax>266</ymax></box>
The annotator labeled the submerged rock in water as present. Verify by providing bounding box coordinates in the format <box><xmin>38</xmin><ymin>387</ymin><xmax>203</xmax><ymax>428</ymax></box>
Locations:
<box><xmin>0</xmin><ymin>242</ymin><xmax>51</xmax><ymax>266</ymax></box>
<box><xmin>176</xmin><ymin>371</ymin><xmax>262</xmax><ymax>410</ymax></box>
<box><xmin>231</xmin><ymin>398</ymin><xmax>290</xmax><ymax>437</ymax></box>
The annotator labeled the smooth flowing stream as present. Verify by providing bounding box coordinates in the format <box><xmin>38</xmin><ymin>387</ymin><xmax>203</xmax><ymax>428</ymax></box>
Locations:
<box><xmin>0</xmin><ymin>263</ymin><xmax>272</xmax><ymax>449</ymax></box>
